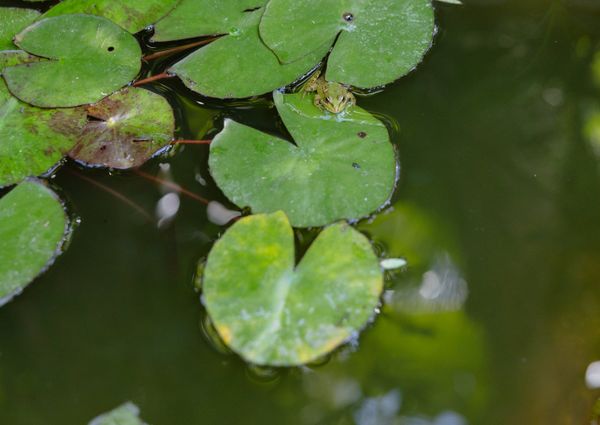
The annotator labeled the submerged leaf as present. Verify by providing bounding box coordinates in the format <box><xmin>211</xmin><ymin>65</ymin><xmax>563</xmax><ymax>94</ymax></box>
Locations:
<box><xmin>43</xmin><ymin>0</ymin><xmax>179</xmax><ymax>34</ymax></box>
<box><xmin>0</xmin><ymin>51</ymin><xmax>87</xmax><ymax>187</ymax></box>
<box><xmin>209</xmin><ymin>91</ymin><xmax>397</xmax><ymax>227</ymax></box>
<box><xmin>88</xmin><ymin>402</ymin><xmax>147</xmax><ymax>425</ymax></box>
<box><xmin>152</xmin><ymin>0</ymin><xmax>326</xmax><ymax>98</ymax></box>
<box><xmin>69</xmin><ymin>87</ymin><xmax>175</xmax><ymax>169</ymax></box>
<box><xmin>0</xmin><ymin>7</ymin><xmax>40</xmax><ymax>50</ymax></box>
<box><xmin>3</xmin><ymin>14</ymin><xmax>141</xmax><ymax>108</ymax></box>
<box><xmin>260</xmin><ymin>0</ymin><xmax>435</xmax><ymax>88</ymax></box>
<box><xmin>0</xmin><ymin>180</ymin><xmax>70</xmax><ymax>307</ymax></box>
<box><xmin>203</xmin><ymin>212</ymin><xmax>383</xmax><ymax>366</ymax></box>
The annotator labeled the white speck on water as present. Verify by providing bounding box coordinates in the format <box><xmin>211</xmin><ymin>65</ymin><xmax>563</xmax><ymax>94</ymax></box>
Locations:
<box><xmin>586</xmin><ymin>361</ymin><xmax>600</xmax><ymax>388</ymax></box>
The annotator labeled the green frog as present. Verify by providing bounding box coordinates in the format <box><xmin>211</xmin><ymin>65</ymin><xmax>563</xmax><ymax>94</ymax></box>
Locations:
<box><xmin>303</xmin><ymin>71</ymin><xmax>355</xmax><ymax>114</ymax></box>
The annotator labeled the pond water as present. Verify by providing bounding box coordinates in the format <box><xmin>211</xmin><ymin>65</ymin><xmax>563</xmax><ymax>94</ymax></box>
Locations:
<box><xmin>1</xmin><ymin>0</ymin><xmax>600</xmax><ymax>424</ymax></box>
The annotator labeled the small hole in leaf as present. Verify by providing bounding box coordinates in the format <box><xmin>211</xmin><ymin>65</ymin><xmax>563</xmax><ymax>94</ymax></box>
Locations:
<box><xmin>107</xmin><ymin>46</ymin><xmax>115</xmax><ymax>52</ymax></box>
<box><xmin>343</xmin><ymin>13</ymin><xmax>354</xmax><ymax>22</ymax></box>
<box><xmin>352</xmin><ymin>162</ymin><xmax>361</xmax><ymax>169</ymax></box>
<box><xmin>358</xmin><ymin>131</ymin><xmax>367</xmax><ymax>138</ymax></box>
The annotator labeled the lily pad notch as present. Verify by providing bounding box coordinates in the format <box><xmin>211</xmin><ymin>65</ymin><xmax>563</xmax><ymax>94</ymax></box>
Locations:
<box><xmin>202</xmin><ymin>211</ymin><xmax>384</xmax><ymax>366</ymax></box>
<box><xmin>209</xmin><ymin>90</ymin><xmax>398</xmax><ymax>227</ymax></box>
<box><xmin>69</xmin><ymin>87</ymin><xmax>176</xmax><ymax>169</ymax></box>
<box><xmin>151</xmin><ymin>0</ymin><xmax>329</xmax><ymax>99</ymax></box>
<box><xmin>260</xmin><ymin>0</ymin><xmax>436</xmax><ymax>88</ymax></box>
<box><xmin>3</xmin><ymin>14</ymin><xmax>142</xmax><ymax>108</ymax></box>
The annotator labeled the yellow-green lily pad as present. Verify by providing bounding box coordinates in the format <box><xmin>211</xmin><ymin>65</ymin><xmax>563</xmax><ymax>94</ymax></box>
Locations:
<box><xmin>152</xmin><ymin>0</ymin><xmax>327</xmax><ymax>98</ymax></box>
<box><xmin>0</xmin><ymin>180</ymin><xmax>70</xmax><ymax>307</ymax></box>
<box><xmin>0</xmin><ymin>51</ymin><xmax>87</xmax><ymax>187</ymax></box>
<box><xmin>209</xmin><ymin>91</ymin><xmax>397</xmax><ymax>227</ymax></box>
<box><xmin>69</xmin><ymin>87</ymin><xmax>175</xmax><ymax>169</ymax></box>
<box><xmin>260</xmin><ymin>0</ymin><xmax>435</xmax><ymax>88</ymax></box>
<box><xmin>203</xmin><ymin>212</ymin><xmax>383</xmax><ymax>366</ymax></box>
<box><xmin>3</xmin><ymin>14</ymin><xmax>142</xmax><ymax>108</ymax></box>
<box><xmin>0</xmin><ymin>7</ymin><xmax>40</xmax><ymax>50</ymax></box>
<box><xmin>43</xmin><ymin>0</ymin><xmax>180</xmax><ymax>34</ymax></box>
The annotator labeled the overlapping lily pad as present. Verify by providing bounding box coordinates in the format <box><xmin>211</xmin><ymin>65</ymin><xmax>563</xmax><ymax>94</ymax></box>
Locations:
<box><xmin>260</xmin><ymin>0</ymin><xmax>435</xmax><ymax>88</ymax></box>
<box><xmin>3</xmin><ymin>14</ymin><xmax>142</xmax><ymax>108</ymax></box>
<box><xmin>0</xmin><ymin>7</ymin><xmax>39</xmax><ymax>50</ymax></box>
<box><xmin>69</xmin><ymin>87</ymin><xmax>175</xmax><ymax>169</ymax></box>
<box><xmin>0</xmin><ymin>51</ymin><xmax>87</xmax><ymax>187</ymax></box>
<box><xmin>0</xmin><ymin>180</ymin><xmax>70</xmax><ymax>307</ymax></box>
<box><xmin>203</xmin><ymin>211</ymin><xmax>383</xmax><ymax>366</ymax></box>
<box><xmin>43</xmin><ymin>0</ymin><xmax>180</xmax><ymax>34</ymax></box>
<box><xmin>153</xmin><ymin>0</ymin><xmax>327</xmax><ymax>98</ymax></box>
<box><xmin>209</xmin><ymin>91</ymin><xmax>397</xmax><ymax>227</ymax></box>
<box><xmin>88</xmin><ymin>403</ymin><xmax>146</xmax><ymax>425</ymax></box>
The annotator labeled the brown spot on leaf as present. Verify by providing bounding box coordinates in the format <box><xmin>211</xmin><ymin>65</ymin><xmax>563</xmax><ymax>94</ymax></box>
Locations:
<box><xmin>48</xmin><ymin>108</ymin><xmax>87</xmax><ymax>138</ymax></box>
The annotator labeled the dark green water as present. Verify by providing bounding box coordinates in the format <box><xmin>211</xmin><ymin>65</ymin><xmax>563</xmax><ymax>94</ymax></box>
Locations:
<box><xmin>2</xmin><ymin>1</ymin><xmax>600</xmax><ymax>424</ymax></box>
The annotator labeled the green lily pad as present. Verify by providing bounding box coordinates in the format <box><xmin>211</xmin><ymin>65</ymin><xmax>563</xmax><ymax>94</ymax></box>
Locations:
<box><xmin>0</xmin><ymin>180</ymin><xmax>70</xmax><ymax>306</ymax></box>
<box><xmin>259</xmin><ymin>0</ymin><xmax>435</xmax><ymax>88</ymax></box>
<box><xmin>209</xmin><ymin>91</ymin><xmax>397</xmax><ymax>227</ymax></box>
<box><xmin>203</xmin><ymin>211</ymin><xmax>383</xmax><ymax>366</ymax></box>
<box><xmin>3</xmin><ymin>14</ymin><xmax>142</xmax><ymax>108</ymax></box>
<box><xmin>88</xmin><ymin>403</ymin><xmax>147</xmax><ymax>425</ymax></box>
<box><xmin>152</xmin><ymin>1</ymin><xmax>327</xmax><ymax>98</ymax></box>
<box><xmin>0</xmin><ymin>51</ymin><xmax>87</xmax><ymax>187</ymax></box>
<box><xmin>69</xmin><ymin>87</ymin><xmax>174</xmax><ymax>169</ymax></box>
<box><xmin>43</xmin><ymin>0</ymin><xmax>179</xmax><ymax>34</ymax></box>
<box><xmin>152</xmin><ymin>0</ymin><xmax>269</xmax><ymax>41</ymax></box>
<box><xmin>0</xmin><ymin>8</ymin><xmax>40</xmax><ymax>50</ymax></box>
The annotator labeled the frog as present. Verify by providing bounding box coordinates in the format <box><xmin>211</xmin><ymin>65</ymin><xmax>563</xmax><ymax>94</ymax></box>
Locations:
<box><xmin>302</xmin><ymin>71</ymin><xmax>356</xmax><ymax>114</ymax></box>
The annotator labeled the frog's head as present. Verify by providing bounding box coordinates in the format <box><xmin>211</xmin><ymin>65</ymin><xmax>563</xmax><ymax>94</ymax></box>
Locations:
<box><xmin>323</xmin><ymin>82</ymin><xmax>355</xmax><ymax>114</ymax></box>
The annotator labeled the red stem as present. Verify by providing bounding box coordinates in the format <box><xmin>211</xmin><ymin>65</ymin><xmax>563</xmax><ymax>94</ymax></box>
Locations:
<box><xmin>133</xmin><ymin>72</ymin><xmax>175</xmax><ymax>87</ymax></box>
<box><xmin>143</xmin><ymin>37</ymin><xmax>221</xmax><ymax>61</ymax></box>
<box><xmin>134</xmin><ymin>169</ymin><xmax>210</xmax><ymax>205</ymax></box>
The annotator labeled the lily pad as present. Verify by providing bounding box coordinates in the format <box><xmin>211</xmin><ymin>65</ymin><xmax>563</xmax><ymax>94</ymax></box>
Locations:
<box><xmin>152</xmin><ymin>0</ymin><xmax>269</xmax><ymax>41</ymax></box>
<box><xmin>259</xmin><ymin>0</ymin><xmax>435</xmax><ymax>88</ymax></box>
<box><xmin>69</xmin><ymin>87</ymin><xmax>175</xmax><ymax>169</ymax></box>
<box><xmin>0</xmin><ymin>180</ymin><xmax>70</xmax><ymax>307</ymax></box>
<box><xmin>152</xmin><ymin>1</ymin><xmax>327</xmax><ymax>98</ymax></box>
<box><xmin>209</xmin><ymin>91</ymin><xmax>397</xmax><ymax>227</ymax></box>
<box><xmin>203</xmin><ymin>211</ymin><xmax>383</xmax><ymax>366</ymax></box>
<box><xmin>0</xmin><ymin>51</ymin><xmax>87</xmax><ymax>187</ymax></box>
<box><xmin>88</xmin><ymin>403</ymin><xmax>147</xmax><ymax>425</ymax></box>
<box><xmin>0</xmin><ymin>8</ymin><xmax>40</xmax><ymax>50</ymax></box>
<box><xmin>43</xmin><ymin>0</ymin><xmax>180</xmax><ymax>34</ymax></box>
<box><xmin>3</xmin><ymin>14</ymin><xmax>142</xmax><ymax>108</ymax></box>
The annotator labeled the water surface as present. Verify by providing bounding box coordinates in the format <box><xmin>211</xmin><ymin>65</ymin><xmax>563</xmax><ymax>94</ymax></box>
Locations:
<box><xmin>1</xmin><ymin>1</ymin><xmax>600</xmax><ymax>424</ymax></box>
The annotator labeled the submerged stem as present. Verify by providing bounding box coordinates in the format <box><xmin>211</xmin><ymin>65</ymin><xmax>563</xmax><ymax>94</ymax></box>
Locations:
<box><xmin>68</xmin><ymin>169</ymin><xmax>153</xmax><ymax>222</ymax></box>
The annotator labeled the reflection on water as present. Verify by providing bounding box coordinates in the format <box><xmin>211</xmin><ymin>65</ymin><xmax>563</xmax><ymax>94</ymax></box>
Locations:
<box><xmin>388</xmin><ymin>253</ymin><xmax>468</xmax><ymax>313</ymax></box>
<box><xmin>1</xmin><ymin>1</ymin><xmax>600</xmax><ymax>424</ymax></box>
<box><xmin>354</xmin><ymin>390</ymin><xmax>401</xmax><ymax>425</ymax></box>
